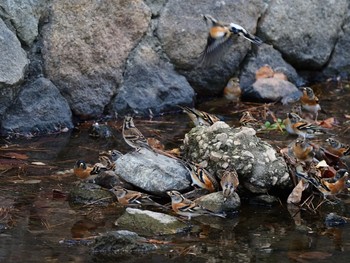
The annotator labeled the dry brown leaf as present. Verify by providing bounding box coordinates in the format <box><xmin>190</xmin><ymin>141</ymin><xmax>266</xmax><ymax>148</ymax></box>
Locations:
<box><xmin>273</xmin><ymin>72</ymin><xmax>288</xmax><ymax>80</ymax></box>
<box><xmin>1</xmin><ymin>152</ymin><xmax>29</xmax><ymax>160</ymax></box>
<box><xmin>319</xmin><ymin>117</ymin><xmax>335</xmax><ymax>128</ymax></box>
<box><xmin>255</xmin><ymin>65</ymin><xmax>274</xmax><ymax>80</ymax></box>
<box><xmin>287</xmin><ymin>180</ymin><xmax>308</xmax><ymax>204</ymax></box>
<box><xmin>147</xmin><ymin>138</ymin><xmax>165</xmax><ymax>150</ymax></box>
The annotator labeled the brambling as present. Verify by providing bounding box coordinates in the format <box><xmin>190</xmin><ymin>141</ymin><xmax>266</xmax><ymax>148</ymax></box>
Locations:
<box><xmin>288</xmin><ymin>138</ymin><xmax>315</xmax><ymax>163</ymax></box>
<box><xmin>166</xmin><ymin>190</ymin><xmax>226</xmax><ymax>220</ymax></box>
<box><xmin>223</xmin><ymin>77</ymin><xmax>241</xmax><ymax>102</ymax></box>
<box><xmin>296</xmin><ymin>167</ymin><xmax>349</xmax><ymax>198</ymax></box>
<box><xmin>325</xmin><ymin>138</ymin><xmax>350</xmax><ymax>157</ymax></box>
<box><xmin>98</xmin><ymin>155</ymin><xmax>116</xmax><ymax>170</ymax></box>
<box><xmin>110</xmin><ymin>186</ymin><xmax>162</xmax><ymax>207</ymax></box>
<box><xmin>199</xmin><ymin>14</ymin><xmax>262</xmax><ymax>65</ymax></box>
<box><xmin>220</xmin><ymin>169</ymin><xmax>239</xmax><ymax>201</ymax></box>
<box><xmin>73</xmin><ymin>160</ymin><xmax>101</xmax><ymax>180</ymax></box>
<box><xmin>178</xmin><ymin>105</ymin><xmax>220</xmax><ymax>127</ymax></box>
<box><xmin>122</xmin><ymin>116</ymin><xmax>154</xmax><ymax>152</ymax></box>
<box><xmin>283</xmin><ymin>113</ymin><xmax>325</xmax><ymax>138</ymax></box>
<box><xmin>185</xmin><ymin>162</ymin><xmax>219</xmax><ymax>192</ymax></box>
<box><xmin>300</xmin><ymin>87</ymin><xmax>321</xmax><ymax>121</ymax></box>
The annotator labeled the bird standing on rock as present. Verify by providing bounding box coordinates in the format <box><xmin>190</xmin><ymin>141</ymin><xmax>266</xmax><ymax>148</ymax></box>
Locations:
<box><xmin>73</xmin><ymin>160</ymin><xmax>101</xmax><ymax>180</ymax></box>
<box><xmin>167</xmin><ymin>190</ymin><xmax>226</xmax><ymax>220</ymax></box>
<box><xmin>199</xmin><ymin>14</ymin><xmax>263</xmax><ymax>65</ymax></box>
<box><xmin>220</xmin><ymin>169</ymin><xmax>240</xmax><ymax>201</ymax></box>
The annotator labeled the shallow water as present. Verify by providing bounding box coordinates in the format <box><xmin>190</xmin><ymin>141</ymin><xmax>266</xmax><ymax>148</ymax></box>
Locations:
<box><xmin>1</xmin><ymin>81</ymin><xmax>350</xmax><ymax>262</ymax></box>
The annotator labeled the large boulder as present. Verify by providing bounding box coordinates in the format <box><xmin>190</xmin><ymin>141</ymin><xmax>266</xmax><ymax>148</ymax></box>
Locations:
<box><xmin>0</xmin><ymin>18</ymin><xmax>28</xmax><ymax>117</ymax></box>
<box><xmin>0</xmin><ymin>78</ymin><xmax>73</xmax><ymax>136</ymax></box>
<box><xmin>113</xmin><ymin>36</ymin><xmax>195</xmax><ymax>116</ymax></box>
<box><xmin>259</xmin><ymin>0</ymin><xmax>348</xmax><ymax>69</ymax></box>
<box><xmin>42</xmin><ymin>0</ymin><xmax>151</xmax><ymax>118</ymax></box>
<box><xmin>182</xmin><ymin>122</ymin><xmax>291</xmax><ymax>194</ymax></box>
<box><xmin>157</xmin><ymin>0</ymin><xmax>266</xmax><ymax>95</ymax></box>
<box><xmin>115</xmin><ymin>149</ymin><xmax>191</xmax><ymax>195</ymax></box>
<box><xmin>0</xmin><ymin>0</ymin><xmax>47</xmax><ymax>45</ymax></box>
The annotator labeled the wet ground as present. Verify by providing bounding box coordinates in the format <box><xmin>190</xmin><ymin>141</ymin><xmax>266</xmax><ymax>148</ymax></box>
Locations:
<box><xmin>1</xmin><ymin>81</ymin><xmax>350</xmax><ymax>262</ymax></box>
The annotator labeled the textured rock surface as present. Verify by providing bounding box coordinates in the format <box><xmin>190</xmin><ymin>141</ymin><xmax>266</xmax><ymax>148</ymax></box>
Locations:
<box><xmin>183</xmin><ymin>122</ymin><xmax>291</xmax><ymax>194</ymax></box>
<box><xmin>92</xmin><ymin>230</ymin><xmax>160</xmax><ymax>257</ymax></box>
<box><xmin>42</xmin><ymin>0</ymin><xmax>151</xmax><ymax>117</ymax></box>
<box><xmin>259</xmin><ymin>0</ymin><xmax>348</xmax><ymax>69</ymax></box>
<box><xmin>69</xmin><ymin>182</ymin><xmax>113</xmax><ymax>205</ymax></box>
<box><xmin>196</xmin><ymin>192</ymin><xmax>240</xmax><ymax>213</ymax></box>
<box><xmin>0</xmin><ymin>0</ymin><xmax>46</xmax><ymax>45</ymax></box>
<box><xmin>240</xmin><ymin>44</ymin><xmax>303</xmax><ymax>90</ymax></box>
<box><xmin>115</xmin><ymin>149</ymin><xmax>191</xmax><ymax>195</ymax></box>
<box><xmin>244</xmin><ymin>78</ymin><xmax>302</xmax><ymax>103</ymax></box>
<box><xmin>0</xmin><ymin>78</ymin><xmax>73</xmax><ymax>136</ymax></box>
<box><xmin>0</xmin><ymin>18</ymin><xmax>28</xmax><ymax>87</ymax></box>
<box><xmin>157</xmin><ymin>0</ymin><xmax>266</xmax><ymax>95</ymax></box>
<box><xmin>113</xmin><ymin>36</ymin><xmax>195</xmax><ymax>116</ymax></box>
<box><xmin>116</xmin><ymin>208</ymin><xmax>189</xmax><ymax>235</ymax></box>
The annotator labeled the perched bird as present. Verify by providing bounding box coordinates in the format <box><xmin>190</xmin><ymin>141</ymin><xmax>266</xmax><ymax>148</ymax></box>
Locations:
<box><xmin>73</xmin><ymin>160</ymin><xmax>101</xmax><ymax>180</ymax></box>
<box><xmin>283</xmin><ymin>113</ymin><xmax>325</xmax><ymax>138</ymax></box>
<box><xmin>178</xmin><ymin>105</ymin><xmax>220</xmax><ymax>127</ymax></box>
<box><xmin>300</xmin><ymin>87</ymin><xmax>321</xmax><ymax>121</ymax></box>
<box><xmin>223</xmin><ymin>77</ymin><xmax>241</xmax><ymax>102</ymax></box>
<box><xmin>185</xmin><ymin>162</ymin><xmax>219</xmax><ymax>192</ymax></box>
<box><xmin>98</xmin><ymin>155</ymin><xmax>116</xmax><ymax>170</ymax></box>
<box><xmin>288</xmin><ymin>138</ymin><xmax>315</xmax><ymax>163</ymax></box>
<box><xmin>166</xmin><ymin>190</ymin><xmax>226</xmax><ymax>220</ymax></box>
<box><xmin>296</xmin><ymin>168</ymin><xmax>349</xmax><ymax>198</ymax></box>
<box><xmin>199</xmin><ymin>14</ymin><xmax>263</xmax><ymax>65</ymax></box>
<box><xmin>220</xmin><ymin>169</ymin><xmax>239</xmax><ymax>201</ymax></box>
<box><xmin>325</xmin><ymin>138</ymin><xmax>350</xmax><ymax>157</ymax></box>
<box><xmin>110</xmin><ymin>186</ymin><xmax>162</xmax><ymax>207</ymax></box>
<box><xmin>122</xmin><ymin>116</ymin><xmax>154</xmax><ymax>152</ymax></box>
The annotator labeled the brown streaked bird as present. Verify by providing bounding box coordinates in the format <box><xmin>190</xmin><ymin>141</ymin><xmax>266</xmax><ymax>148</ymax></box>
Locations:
<box><xmin>288</xmin><ymin>138</ymin><xmax>315</xmax><ymax>163</ymax></box>
<box><xmin>325</xmin><ymin>138</ymin><xmax>350</xmax><ymax>157</ymax></box>
<box><xmin>73</xmin><ymin>160</ymin><xmax>101</xmax><ymax>180</ymax></box>
<box><xmin>122</xmin><ymin>116</ymin><xmax>154</xmax><ymax>152</ymax></box>
<box><xmin>220</xmin><ymin>169</ymin><xmax>239</xmax><ymax>201</ymax></box>
<box><xmin>110</xmin><ymin>186</ymin><xmax>162</xmax><ymax>207</ymax></box>
<box><xmin>283</xmin><ymin>112</ymin><xmax>325</xmax><ymax>138</ymax></box>
<box><xmin>166</xmin><ymin>190</ymin><xmax>226</xmax><ymax>220</ymax></box>
<box><xmin>178</xmin><ymin>105</ymin><xmax>220</xmax><ymax>127</ymax></box>
<box><xmin>223</xmin><ymin>77</ymin><xmax>241</xmax><ymax>102</ymax></box>
<box><xmin>300</xmin><ymin>87</ymin><xmax>321</xmax><ymax>121</ymax></box>
<box><xmin>199</xmin><ymin>14</ymin><xmax>263</xmax><ymax>66</ymax></box>
<box><xmin>186</xmin><ymin>162</ymin><xmax>219</xmax><ymax>192</ymax></box>
<box><xmin>98</xmin><ymin>155</ymin><xmax>116</xmax><ymax>170</ymax></box>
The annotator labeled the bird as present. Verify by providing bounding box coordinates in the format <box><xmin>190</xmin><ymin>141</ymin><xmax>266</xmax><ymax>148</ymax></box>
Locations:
<box><xmin>288</xmin><ymin>138</ymin><xmax>315</xmax><ymax>163</ymax></box>
<box><xmin>295</xmin><ymin>166</ymin><xmax>349</xmax><ymax>198</ymax></box>
<box><xmin>122</xmin><ymin>116</ymin><xmax>154</xmax><ymax>152</ymax></box>
<box><xmin>199</xmin><ymin>14</ymin><xmax>263</xmax><ymax>66</ymax></box>
<box><xmin>166</xmin><ymin>190</ymin><xmax>226</xmax><ymax>220</ymax></box>
<box><xmin>185</xmin><ymin>162</ymin><xmax>219</xmax><ymax>192</ymax></box>
<box><xmin>325</xmin><ymin>138</ymin><xmax>350</xmax><ymax>157</ymax></box>
<box><xmin>110</xmin><ymin>186</ymin><xmax>162</xmax><ymax>207</ymax></box>
<box><xmin>283</xmin><ymin>112</ymin><xmax>325</xmax><ymax>138</ymax></box>
<box><xmin>73</xmin><ymin>160</ymin><xmax>101</xmax><ymax>180</ymax></box>
<box><xmin>300</xmin><ymin>87</ymin><xmax>321</xmax><ymax>121</ymax></box>
<box><xmin>223</xmin><ymin>77</ymin><xmax>241</xmax><ymax>102</ymax></box>
<box><xmin>220</xmin><ymin>169</ymin><xmax>240</xmax><ymax>201</ymax></box>
<box><xmin>98</xmin><ymin>155</ymin><xmax>116</xmax><ymax>170</ymax></box>
<box><xmin>178</xmin><ymin>105</ymin><xmax>220</xmax><ymax>127</ymax></box>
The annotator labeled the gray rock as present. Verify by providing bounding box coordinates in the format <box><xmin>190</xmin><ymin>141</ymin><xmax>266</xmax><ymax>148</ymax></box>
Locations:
<box><xmin>115</xmin><ymin>208</ymin><xmax>189</xmax><ymax>235</ymax></box>
<box><xmin>42</xmin><ymin>0</ymin><xmax>151</xmax><ymax>118</ymax></box>
<box><xmin>240</xmin><ymin>44</ymin><xmax>303</xmax><ymax>90</ymax></box>
<box><xmin>69</xmin><ymin>182</ymin><xmax>114</xmax><ymax>205</ymax></box>
<box><xmin>182</xmin><ymin>122</ymin><xmax>291</xmax><ymax>194</ymax></box>
<box><xmin>0</xmin><ymin>0</ymin><xmax>47</xmax><ymax>45</ymax></box>
<box><xmin>324</xmin><ymin>17</ymin><xmax>350</xmax><ymax>78</ymax></box>
<box><xmin>0</xmin><ymin>18</ymin><xmax>28</xmax><ymax>87</ymax></box>
<box><xmin>157</xmin><ymin>0</ymin><xmax>265</xmax><ymax>95</ymax></box>
<box><xmin>144</xmin><ymin>0</ymin><xmax>166</xmax><ymax>16</ymax></box>
<box><xmin>244</xmin><ymin>78</ymin><xmax>302</xmax><ymax>103</ymax></box>
<box><xmin>0</xmin><ymin>78</ymin><xmax>73</xmax><ymax>136</ymax></box>
<box><xmin>113</xmin><ymin>36</ymin><xmax>195</xmax><ymax>116</ymax></box>
<box><xmin>0</xmin><ymin>86</ymin><xmax>19</xmax><ymax>118</ymax></box>
<box><xmin>115</xmin><ymin>149</ymin><xmax>191</xmax><ymax>195</ymax></box>
<box><xmin>92</xmin><ymin>230</ymin><xmax>160</xmax><ymax>257</ymax></box>
<box><xmin>196</xmin><ymin>192</ymin><xmax>240</xmax><ymax>213</ymax></box>
<box><xmin>259</xmin><ymin>0</ymin><xmax>348</xmax><ymax>69</ymax></box>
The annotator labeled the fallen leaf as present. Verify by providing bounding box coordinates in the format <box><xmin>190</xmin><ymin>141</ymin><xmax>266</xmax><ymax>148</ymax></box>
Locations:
<box><xmin>0</xmin><ymin>152</ymin><xmax>29</xmax><ymax>160</ymax></box>
<box><xmin>255</xmin><ymin>65</ymin><xmax>274</xmax><ymax>80</ymax></box>
<box><xmin>319</xmin><ymin>117</ymin><xmax>335</xmax><ymax>128</ymax></box>
<box><xmin>287</xmin><ymin>179</ymin><xmax>308</xmax><ymax>204</ymax></box>
<box><xmin>31</xmin><ymin>161</ymin><xmax>46</xmax><ymax>166</ymax></box>
<box><xmin>23</xmin><ymin>179</ymin><xmax>42</xmax><ymax>184</ymax></box>
<box><xmin>297</xmin><ymin>251</ymin><xmax>332</xmax><ymax>260</ymax></box>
